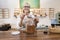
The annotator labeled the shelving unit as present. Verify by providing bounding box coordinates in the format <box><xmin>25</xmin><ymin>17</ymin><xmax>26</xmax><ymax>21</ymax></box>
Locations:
<box><xmin>14</xmin><ymin>8</ymin><xmax>23</xmax><ymax>16</ymax></box>
<box><xmin>0</xmin><ymin>8</ymin><xmax>9</xmax><ymax>19</ymax></box>
<box><xmin>0</xmin><ymin>8</ymin><xmax>3</xmax><ymax>19</ymax></box>
<box><xmin>32</xmin><ymin>9</ymin><xmax>40</xmax><ymax>16</ymax></box>
<box><xmin>49</xmin><ymin>8</ymin><xmax>54</xmax><ymax>19</ymax></box>
<box><xmin>14</xmin><ymin>8</ymin><xmax>47</xmax><ymax>17</ymax></box>
<box><xmin>40</xmin><ymin>8</ymin><xmax>46</xmax><ymax>14</ymax></box>
<box><xmin>56</xmin><ymin>12</ymin><xmax>60</xmax><ymax>24</ymax></box>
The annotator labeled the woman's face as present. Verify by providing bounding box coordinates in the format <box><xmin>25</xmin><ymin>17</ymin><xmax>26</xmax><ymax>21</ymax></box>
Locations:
<box><xmin>23</xmin><ymin>6</ymin><xmax>30</xmax><ymax>13</ymax></box>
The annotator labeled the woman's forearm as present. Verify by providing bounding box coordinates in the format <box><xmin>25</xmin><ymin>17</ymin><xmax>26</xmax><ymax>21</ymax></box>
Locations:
<box><xmin>19</xmin><ymin>14</ymin><xmax>25</xmax><ymax>27</ymax></box>
<box><xmin>19</xmin><ymin>19</ymin><xmax>23</xmax><ymax>27</ymax></box>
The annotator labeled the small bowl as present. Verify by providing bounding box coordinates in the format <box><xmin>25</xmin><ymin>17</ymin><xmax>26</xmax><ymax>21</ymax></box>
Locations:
<box><xmin>11</xmin><ymin>31</ymin><xmax>20</xmax><ymax>35</ymax></box>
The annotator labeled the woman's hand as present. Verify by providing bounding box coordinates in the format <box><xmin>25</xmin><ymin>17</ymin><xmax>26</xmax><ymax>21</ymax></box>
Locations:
<box><xmin>19</xmin><ymin>14</ymin><xmax>25</xmax><ymax>27</ymax></box>
<box><xmin>20</xmin><ymin>14</ymin><xmax>25</xmax><ymax>20</ymax></box>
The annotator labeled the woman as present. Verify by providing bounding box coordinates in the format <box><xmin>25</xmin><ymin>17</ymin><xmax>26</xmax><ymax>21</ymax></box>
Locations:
<box><xmin>19</xmin><ymin>3</ymin><xmax>39</xmax><ymax>29</ymax></box>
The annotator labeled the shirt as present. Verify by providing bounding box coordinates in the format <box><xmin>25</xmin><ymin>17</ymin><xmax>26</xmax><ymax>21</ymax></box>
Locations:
<box><xmin>22</xmin><ymin>12</ymin><xmax>35</xmax><ymax>26</ymax></box>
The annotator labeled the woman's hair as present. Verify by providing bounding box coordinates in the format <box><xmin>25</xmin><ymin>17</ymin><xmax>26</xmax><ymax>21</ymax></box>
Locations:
<box><xmin>23</xmin><ymin>9</ymin><xmax>30</xmax><ymax>13</ymax></box>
